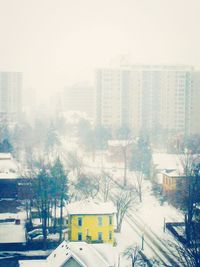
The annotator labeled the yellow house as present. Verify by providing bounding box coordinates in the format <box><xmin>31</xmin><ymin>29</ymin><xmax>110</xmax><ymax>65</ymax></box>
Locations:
<box><xmin>66</xmin><ymin>200</ymin><xmax>116</xmax><ymax>245</ymax></box>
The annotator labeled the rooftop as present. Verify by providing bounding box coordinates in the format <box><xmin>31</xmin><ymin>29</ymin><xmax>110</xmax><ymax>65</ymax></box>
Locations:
<box><xmin>66</xmin><ymin>200</ymin><xmax>116</xmax><ymax>215</ymax></box>
<box><xmin>19</xmin><ymin>241</ymin><xmax>118</xmax><ymax>267</ymax></box>
<box><xmin>152</xmin><ymin>153</ymin><xmax>183</xmax><ymax>174</ymax></box>
<box><xmin>0</xmin><ymin>153</ymin><xmax>19</xmax><ymax>179</ymax></box>
<box><xmin>0</xmin><ymin>221</ymin><xmax>26</xmax><ymax>244</ymax></box>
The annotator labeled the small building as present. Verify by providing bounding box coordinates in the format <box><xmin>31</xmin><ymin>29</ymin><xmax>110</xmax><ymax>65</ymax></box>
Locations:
<box><xmin>0</xmin><ymin>153</ymin><xmax>31</xmax><ymax>200</ymax></box>
<box><xmin>162</xmin><ymin>170</ymin><xmax>187</xmax><ymax>193</ymax></box>
<box><xmin>19</xmin><ymin>240</ymin><xmax>119</xmax><ymax>267</ymax></box>
<box><xmin>66</xmin><ymin>200</ymin><xmax>116</xmax><ymax>245</ymax></box>
<box><xmin>151</xmin><ymin>153</ymin><xmax>183</xmax><ymax>184</ymax></box>
<box><xmin>0</xmin><ymin>217</ymin><xmax>26</xmax><ymax>249</ymax></box>
<box><xmin>0</xmin><ymin>153</ymin><xmax>21</xmax><ymax>199</ymax></box>
<box><xmin>107</xmin><ymin>140</ymin><xmax>133</xmax><ymax>163</ymax></box>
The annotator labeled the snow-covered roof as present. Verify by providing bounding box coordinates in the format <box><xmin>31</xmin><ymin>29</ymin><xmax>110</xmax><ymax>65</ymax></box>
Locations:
<box><xmin>0</xmin><ymin>153</ymin><xmax>12</xmax><ymax>160</ymax></box>
<box><xmin>0</xmin><ymin>222</ymin><xmax>26</xmax><ymax>243</ymax></box>
<box><xmin>0</xmin><ymin>172</ymin><xmax>19</xmax><ymax>179</ymax></box>
<box><xmin>66</xmin><ymin>200</ymin><xmax>116</xmax><ymax>215</ymax></box>
<box><xmin>161</xmin><ymin>169</ymin><xmax>186</xmax><ymax>178</ymax></box>
<box><xmin>19</xmin><ymin>241</ymin><xmax>118</xmax><ymax>267</ymax></box>
<box><xmin>152</xmin><ymin>153</ymin><xmax>183</xmax><ymax>174</ymax></box>
<box><xmin>0</xmin><ymin>153</ymin><xmax>19</xmax><ymax>178</ymax></box>
<box><xmin>19</xmin><ymin>260</ymin><xmax>47</xmax><ymax>267</ymax></box>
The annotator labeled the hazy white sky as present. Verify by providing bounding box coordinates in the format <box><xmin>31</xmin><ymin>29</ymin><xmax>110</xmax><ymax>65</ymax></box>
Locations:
<box><xmin>0</xmin><ymin>0</ymin><xmax>200</xmax><ymax>101</ymax></box>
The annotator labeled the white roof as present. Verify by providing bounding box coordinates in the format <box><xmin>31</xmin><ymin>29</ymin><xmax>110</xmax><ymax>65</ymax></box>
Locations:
<box><xmin>0</xmin><ymin>172</ymin><xmax>19</xmax><ymax>179</ymax></box>
<box><xmin>0</xmin><ymin>153</ymin><xmax>19</xmax><ymax>178</ymax></box>
<box><xmin>0</xmin><ymin>153</ymin><xmax>12</xmax><ymax>160</ymax></box>
<box><xmin>162</xmin><ymin>169</ymin><xmax>186</xmax><ymax>178</ymax></box>
<box><xmin>0</xmin><ymin>222</ymin><xmax>26</xmax><ymax>243</ymax></box>
<box><xmin>152</xmin><ymin>153</ymin><xmax>183</xmax><ymax>173</ymax></box>
<box><xmin>19</xmin><ymin>241</ymin><xmax>118</xmax><ymax>267</ymax></box>
<box><xmin>66</xmin><ymin>200</ymin><xmax>116</xmax><ymax>215</ymax></box>
<box><xmin>19</xmin><ymin>260</ymin><xmax>47</xmax><ymax>267</ymax></box>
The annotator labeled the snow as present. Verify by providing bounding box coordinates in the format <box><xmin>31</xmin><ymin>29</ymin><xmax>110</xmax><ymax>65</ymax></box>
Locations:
<box><xmin>108</xmin><ymin>140</ymin><xmax>133</xmax><ymax>146</ymax></box>
<box><xmin>0</xmin><ymin>222</ymin><xmax>26</xmax><ymax>243</ymax></box>
<box><xmin>66</xmin><ymin>199</ymin><xmax>116</xmax><ymax>215</ymax></box>
<box><xmin>152</xmin><ymin>153</ymin><xmax>183</xmax><ymax>173</ymax></box>
<box><xmin>19</xmin><ymin>260</ymin><xmax>47</xmax><ymax>267</ymax></box>
<box><xmin>114</xmin><ymin>180</ymin><xmax>183</xmax><ymax>266</ymax></box>
<box><xmin>0</xmin><ymin>153</ymin><xmax>19</xmax><ymax>172</ymax></box>
<box><xmin>0</xmin><ymin>172</ymin><xmax>19</xmax><ymax>179</ymax></box>
<box><xmin>0</xmin><ymin>153</ymin><xmax>20</xmax><ymax>179</ymax></box>
<box><xmin>19</xmin><ymin>241</ymin><xmax>119</xmax><ymax>267</ymax></box>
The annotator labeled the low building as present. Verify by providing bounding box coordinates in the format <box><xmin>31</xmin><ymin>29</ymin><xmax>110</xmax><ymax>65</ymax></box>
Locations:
<box><xmin>0</xmin><ymin>217</ymin><xmax>26</xmax><ymax>249</ymax></box>
<box><xmin>151</xmin><ymin>153</ymin><xmax>183</xmax><ymax>184</ymax></box>
<box><xmin>19</xmin><ymin>240</ymin><xmax>119</xmax><ymax>267</ymax></box>
<box><xmin>107</xmin><ymin>140</ymin><xmax>133</xmax><ymax>163</ymax></box>
<box><xmin>162</xmin><ymin>170</ymin><xmax>187</xmax><ymax>193</ymax></box>
<box><xmin>66</xmin><ymin>200</ymin><xmax>116</xmax><ymax>245</ymax></box>
<box><xmin>0</xmin><ymin>153</ymin><xmax>30</xmax><ymax>200</ymax></box>
<box><xmin>0</xmin><ymin>153</ymin><xmax>20</xmax><ymax>198</ymax></box>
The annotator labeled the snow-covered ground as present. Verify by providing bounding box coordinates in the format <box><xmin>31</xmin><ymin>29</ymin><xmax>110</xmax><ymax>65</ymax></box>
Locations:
<box><xmin>84</xmin><ymin>152</ymin><xmax>184</xmax><ymax>266</ymax></box>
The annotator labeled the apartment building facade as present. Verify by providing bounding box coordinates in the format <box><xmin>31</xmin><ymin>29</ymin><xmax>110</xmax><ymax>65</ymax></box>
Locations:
<box><xmin>62</xmin><ymin>83</ymin><xmax>95</xmax><ymax>120</ymax></box>
<box><xmin>95</xmin><ymin>65</ymin><xmax>200</xmax><ymax>137</ymax></box>
<box><xmin>0</xmin><ymin>72</ymin><xmax>22</xmax><ymax>124</ymax></box>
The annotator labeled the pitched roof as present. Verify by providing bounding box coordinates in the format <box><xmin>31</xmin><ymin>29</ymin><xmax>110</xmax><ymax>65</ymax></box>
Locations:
<box><xmin>19</xmin><ymin>241</ymin><xmax>119</xmax><ymax>267</ymax></box>
<box><xmin>0</xmin><ymin>153</ymin><xmax>19</xmax><ymax>179</ymax></box>
<box><xmin>66</xmin><ymin>200</ymin><xmax>116</xmax><ymax>215</ymax></box>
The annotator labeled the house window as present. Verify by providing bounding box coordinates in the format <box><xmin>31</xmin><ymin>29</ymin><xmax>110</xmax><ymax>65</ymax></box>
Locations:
<box><xmin>109</xmin><ymin>215</ymin><xmax>112</xmax><ymax>225</ymax></box>
<box><xmin>98</xmin><ymin>216</ymin><xmax>103</xmax><ymax>226</ymax></box>
<box><xmin>78</xmin><ymin>217</ymin><xmax>82</xmax><ymax>226</ymax></box>
<box><xmin>78</xmin><ymin>233</ymin><xmax>82</xmax><ymax>241</ymax></box>
<box><xmin>109</xmin><ymin>231</ymin><xmax>112</xmax><ymax>240</ymax></box>
<box><xmin>98</xmin><ymin>232</ymin><xmax>103</xmax><ymax>241</ymax></box>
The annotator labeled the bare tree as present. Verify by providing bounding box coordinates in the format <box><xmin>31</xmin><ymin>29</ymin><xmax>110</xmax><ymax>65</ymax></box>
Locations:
<box><xmin>112</xmin><ymin>185</ymin><xmax>137</xmax><ymax>232</ymax></box>
<box><xmin>169</xmin><ymin>234</ymin><xmax>200</xmax><ymax>267</ymax></box>
<box><xmin>66</xmin><ymin>151</ymin><xmax>84</xmax><ymax>179</ymax></box>
<box><xmin>73</xmin><ymin>173</ymin><xmax>100</xmax><ymax>200</ymax></box>
<box><xmin>121</xmin><ymin>139</ymin><xmax>132</xmax><ymax>187</ymax></box>
<box><xmin>178</xmin><ymin>149</ymin><xmax>200</xmax><ymax>243</ymax></box>
<box><xmin>100</xmin><ymin>171</ymin><xmax>114</xmax><ymax>202</ymax></box>
<box><xmin>123</xmin><ymin>245</ymin><xmax>141</xmax><ymax>267</ymax></box>
<box><xmin>131</xmin><ymin>171</ymin><xmax>144</xmax><ymax>203</ymax></box>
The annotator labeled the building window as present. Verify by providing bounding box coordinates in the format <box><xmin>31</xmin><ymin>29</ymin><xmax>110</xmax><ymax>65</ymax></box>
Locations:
<box><xmin>98</xmin><ymin>232</ymin><xmax>103</xmax><ymax>241</ymax></box>
<box><xmin>109</xmin><ymin>215</ymin><xmax>112</xmax><ymax>225</ymax></box>
<box><xmin>109</xmin><ymin>231</ymin><xmax>112</xmax><ymax>240</ymax></box>
<box><xmin>98</xmin><ymin>216</ymin><xmax>103</xmax><ymax>226</ymax></box>
<box><xmin>78</xmin><ymin>233</ymin><xmax>82</xmax><ymax>241</ymax></box>
<box><xmin>78</xmin><ymin>217</ymin><xmax>82</xmax><ymax>226</ymax></box>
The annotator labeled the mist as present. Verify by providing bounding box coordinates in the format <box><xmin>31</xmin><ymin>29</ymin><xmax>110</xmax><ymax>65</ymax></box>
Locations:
<box><xmin>0</xmin><ymin>0</ymin><xmax>200</xmax><ymax>104</ymax></box>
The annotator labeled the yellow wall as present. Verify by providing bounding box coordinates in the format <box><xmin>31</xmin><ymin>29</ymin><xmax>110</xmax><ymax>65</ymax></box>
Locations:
<box><xmin>68</xmin><ymin>214</ymin><xmax>114</xmax><ymax>244</ymax></box>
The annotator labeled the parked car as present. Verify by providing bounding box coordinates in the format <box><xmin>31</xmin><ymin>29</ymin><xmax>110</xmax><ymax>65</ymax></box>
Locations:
<box><xmin>27</xmin><ymin>228</ymin><xmax>49</xmax><ymax>240</ymax></box>
<box><xmin>32</xmin><ymin>234</ymin><xmax>44</xmax><ymax>240</ymax></box>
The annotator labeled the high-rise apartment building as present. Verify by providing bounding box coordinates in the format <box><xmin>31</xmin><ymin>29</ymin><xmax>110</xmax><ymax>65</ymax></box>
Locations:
<box><xmin>0</xmin><ymin>72</ymin><xmax>22</xmax><ymax>124</ymax></box>
<box><xmin>95</xmin><ymin>65</ymin><xmax>199</xmax><ymax>137</ymax></box>
<box><xmin>62</xmin><ymin>83</ymin><xmax>95</xmax><ymax>120</ymax></box>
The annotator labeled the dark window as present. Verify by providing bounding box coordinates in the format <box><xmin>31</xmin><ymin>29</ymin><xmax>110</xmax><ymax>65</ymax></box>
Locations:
<box><xmin>98</xmin><ymin>232</ymin><xmax>103</xmax><ymax>241</ymax></box>
<box><xmin>109</xmin><ymin>215</ymin><xmax>112</xmax><ymax>225</ymax></box>
<box><xmin>78</xmin><ymin>217</ymin><xmax>82</xmax><ymax>226</ymax></box>
<box><xmin>109</xmin><ymin>231</ymin><xmax>112</xmax><ymax>240</ymax></box>
<box><xmin>78</xmin><ymin>233</ymin><xmax>82</xmax><ymax>241</ymax></box>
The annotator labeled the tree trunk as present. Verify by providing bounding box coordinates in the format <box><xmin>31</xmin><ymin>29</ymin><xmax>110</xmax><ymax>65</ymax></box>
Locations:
<box><xmin>54</xmin><ymin>198</ymin><xmax>57</xmax><ymax>231</ymax></box>
<box><xmin>59</xmin><ymin>196</ymin><xmax>64</xmax><ymax>242</ymax></box>
<box><xmin>123</xmin><ymin>149</ymin><xmax>127</xmax><ymax>186</ymax></box>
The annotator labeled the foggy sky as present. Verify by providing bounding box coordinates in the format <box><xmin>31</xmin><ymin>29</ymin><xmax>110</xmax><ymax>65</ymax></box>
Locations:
<box><xmin>0</xmin><ymin>0</ymin><xmax>200</xmax><ymax>103</ymax></box>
